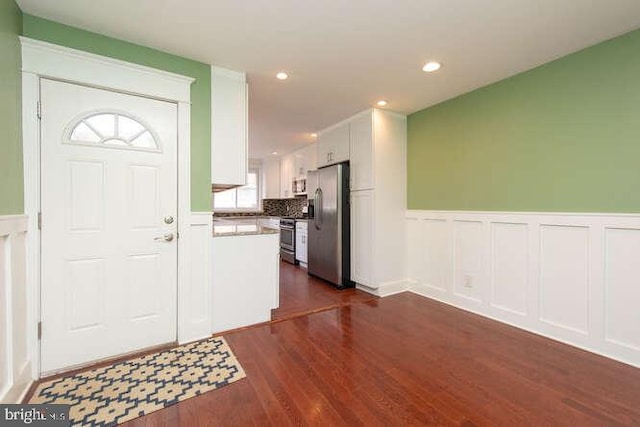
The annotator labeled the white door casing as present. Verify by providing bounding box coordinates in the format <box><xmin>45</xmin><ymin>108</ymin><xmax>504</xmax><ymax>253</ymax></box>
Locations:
<box><xmin>40</xmin><ymin>79</ymin><xmax>178</xmax><ymax>373</ymax></box>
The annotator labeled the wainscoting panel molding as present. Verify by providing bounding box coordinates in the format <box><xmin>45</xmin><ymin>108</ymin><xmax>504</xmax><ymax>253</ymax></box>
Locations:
<box><xmin>0</xmin><ymin>215</ymin><xmax>31</xmax><ymax>403</ymax></box>
<box><xmin>178</xmin><ymin>213</ymin><xmax>213</xmax><ymax>344</ymax></box>
<box><xmin>490</xmin><ymin>222</ymin><xmax>528</xmax><ymax>316</ymax></box>
<box><xmin>539</xmin><ymin>225</ymin><xmax>590</xmax><ymax>336</ymax></box>
<box><xmin>604</xmin><ymin>228</ymin><xmax>640</xmax><ymax>358</ymax></box>
<box><xmin>406</xmin><ymin>210</ymin><xmax>640</xmax><ymax>368</ymax></box>
<box><xmin>453</xmin><ymin>220</ymin><xmax>484</xmax><ymax>305</ymax></box>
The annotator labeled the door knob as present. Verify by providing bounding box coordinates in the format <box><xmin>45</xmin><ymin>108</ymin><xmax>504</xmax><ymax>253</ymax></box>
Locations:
<box><xmin>163</xmin><ymin>216</ymin><xmax>174</xmax><ymax>224</ymax></box>
<box><xmin>155</xmin><ymin>233</ymin><xmax>174</xmax><ymax>242</ymax></box>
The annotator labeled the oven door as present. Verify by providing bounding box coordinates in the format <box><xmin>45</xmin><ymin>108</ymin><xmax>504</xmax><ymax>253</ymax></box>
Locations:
<box><xmin>280</xmin><ymin>226</ymin><xmax>295</xmax><ymax>251</ymax></box>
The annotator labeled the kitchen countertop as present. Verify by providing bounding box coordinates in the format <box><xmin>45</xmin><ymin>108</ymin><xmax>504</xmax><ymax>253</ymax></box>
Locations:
<box><xmin>212</xmin><ymin>217</ymin><xmax>280</xmax><ymax>237</ymax></box>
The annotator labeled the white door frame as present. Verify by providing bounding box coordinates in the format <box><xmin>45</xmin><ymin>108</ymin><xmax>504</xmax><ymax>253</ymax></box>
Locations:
<box><xmin>21</xmin><ymin>37</ymin><xmax>197</xmax><ymax>378</ymax></box>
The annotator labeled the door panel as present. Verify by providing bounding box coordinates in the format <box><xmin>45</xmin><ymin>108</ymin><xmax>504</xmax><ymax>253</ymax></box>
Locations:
<box><xmin>68</xmin><ymin>160</ymin><xmax>104</xmax><ymax>231</ymax></box>
<box><xmin>129</xmin><ymin>165</ymin><xmax>160</xmax><ymax>228</ymax></box>
<box><xmin>40</xmin><ymin>79</ymin><xmax>178</xmax><ymax>373</ymax></box>
<box><xmin>67</xmin><ymin>258</ymin><xmax>105</xmax><ymax>331</ymax></box>
<box><xmin>127</xmin><ymin>254</ymin><xmax>161</xmax><ymax>320</ymax></box>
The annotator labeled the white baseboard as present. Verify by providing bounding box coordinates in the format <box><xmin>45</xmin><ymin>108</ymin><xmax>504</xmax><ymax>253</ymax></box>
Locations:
<box><xmin>406</xmin><ymin>209</ymin><xmax>640</xmax><ymax>368</ymax></box>
<box><xmin>0</xmin><ymin>362</ymin><xmax>32</xmax><ymax>404</ymax></box>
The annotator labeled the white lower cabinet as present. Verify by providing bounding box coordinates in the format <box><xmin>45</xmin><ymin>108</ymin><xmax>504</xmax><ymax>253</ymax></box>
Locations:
<box><xmin>257</xmin><ymin>217</ymin><xmax>280</xmax><ymax>230</ymax></box>
<box><xmin>295</xmin><ymin>221</ymin><xmax>308</xmax><ymax>265</ymax></box>
<box><xmin>212</xmin><ymin>233</ymin><xmax>280</xmax><ymax>333</ymax></box>
<box><xmin>350</xmin><ymin>190</ymin><xmax>373</xmax><ymax>286</ymax></box>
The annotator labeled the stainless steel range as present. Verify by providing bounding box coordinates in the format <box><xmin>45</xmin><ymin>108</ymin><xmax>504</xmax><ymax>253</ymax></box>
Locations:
<box><xmin>279</xmin><ymin>218</ymin><xmax>296</xmax><ymax>264</ymax></box>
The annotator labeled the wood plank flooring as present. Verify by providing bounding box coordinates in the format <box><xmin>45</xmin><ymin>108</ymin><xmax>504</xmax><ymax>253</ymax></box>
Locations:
<box><xmin>124</xmin><ymin>292</ymin><xmax>640</xmax><ymax>426</ymax></box>
<box><xmin>272</xmin><ymin>261</ymin><xmax>377</xmax><ymax>321</ymax></box>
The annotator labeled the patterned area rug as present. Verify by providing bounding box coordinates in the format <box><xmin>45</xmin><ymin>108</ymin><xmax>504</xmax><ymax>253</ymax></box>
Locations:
<box><xmin>29</xmin><ymin>337</ymin><xmax>246</xmax><ymax>426</ymax></box>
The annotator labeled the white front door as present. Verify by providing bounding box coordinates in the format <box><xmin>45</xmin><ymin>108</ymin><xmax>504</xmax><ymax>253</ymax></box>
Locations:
<box><xmin>40</xmin><ymin>79</ymin><xmax>178</xmax><ymax>374</ymax></box>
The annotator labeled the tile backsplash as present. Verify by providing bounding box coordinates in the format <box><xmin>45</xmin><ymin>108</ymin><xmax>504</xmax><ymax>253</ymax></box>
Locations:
<box><xmin>263</xmin><ymin>198</ymin><xmax>307</xmax><ymax>217</ymax></box>
<box><xmin>213</xmin><ymin>211</ymin><xmax>262</xmax><ymax>217</ymax></box>
<box><xmin>213</xmin><ymin>197</ymin><xmax>308</xmax><ymax>218</ymax></box>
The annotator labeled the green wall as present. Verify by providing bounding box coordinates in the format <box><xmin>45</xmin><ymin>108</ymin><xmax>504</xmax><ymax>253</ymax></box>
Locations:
<box><xmin>408</xmin><ymin>29</ymin><xmax>640</xmax><ymax>213</ymax></box>
<box><xmin>0</xmin><ymin>0</ymin><xmax>23</xmax><ymax>215</ymax></box>
<box><xmin>22</xmin><ymin>15</ymin><xmax>212</xmax><ymax>211</ymax></box>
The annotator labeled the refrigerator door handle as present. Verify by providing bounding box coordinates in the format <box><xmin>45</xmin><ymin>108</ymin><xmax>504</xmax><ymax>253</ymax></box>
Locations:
<box><xmin>314</xmin><ymin>188</ymin><xmax>323</xmax><ymax>230</ymax></box>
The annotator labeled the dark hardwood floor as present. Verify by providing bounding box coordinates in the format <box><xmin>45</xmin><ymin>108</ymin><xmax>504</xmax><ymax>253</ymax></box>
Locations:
<box><xmin>124</xmin><ymin>292</ymin><xmax>640</xmax><ymax>426</ymax></box>
<box><xmin>272</xmin><ymin>261</ymin><xmax>377</xmax><ymax>321</ymax></box>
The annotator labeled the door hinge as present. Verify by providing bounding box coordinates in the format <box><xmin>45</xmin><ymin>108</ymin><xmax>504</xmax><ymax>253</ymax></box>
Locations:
<box><xmin>176</xmin><ymin>232</ymin><xmax>180</xmax><ymax>239</ymax></box>
<box><xmin>37</xmin><ymin>101</ymin><xmax>42</xmax><ymax>120</ymax></box>
<box><xmin>38</xmin><ymin>212</ymin><xmax>42</xmax><ymax>230</ymax></box>
<box><xmin>37</xmin><ymin>322</ymin><xmax>42</xmax><ymax>340</ymax></box>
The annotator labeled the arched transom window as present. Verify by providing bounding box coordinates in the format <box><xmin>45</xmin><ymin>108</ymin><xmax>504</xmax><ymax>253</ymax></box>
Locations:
<box><xmin>66</xmin><ymin>111</ymin><xmax>161</xmax><ymax>151</ymax></box>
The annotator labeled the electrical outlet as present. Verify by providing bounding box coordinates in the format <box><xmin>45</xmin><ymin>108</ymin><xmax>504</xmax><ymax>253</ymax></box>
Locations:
<box><xmin>463</xmin><ymin>274</ymin><xmax>473</xmax><ymax>288</ymax></box>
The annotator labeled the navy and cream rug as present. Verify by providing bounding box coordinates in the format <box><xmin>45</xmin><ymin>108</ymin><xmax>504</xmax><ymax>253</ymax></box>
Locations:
<box><xmin>29</xmin><ymin>337</ymin><xmax>246</xmax><ymax>426</ymax></box>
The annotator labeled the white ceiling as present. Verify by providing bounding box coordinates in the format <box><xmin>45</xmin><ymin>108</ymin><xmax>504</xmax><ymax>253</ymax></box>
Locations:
<box><xmin>16</xmin><ymin>0</ymin><xmax>640</xmax><ymax>159</ymax></box>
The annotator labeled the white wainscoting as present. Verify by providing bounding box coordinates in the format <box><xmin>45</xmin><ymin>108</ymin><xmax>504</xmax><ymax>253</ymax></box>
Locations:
<box><xmin>0</xmin><ymin>215</ymin><xmax>31</xmax><ymax>403</ymax></box>
<box><xmin>178</xmin><ymin>213</ymin><xmax>213</xmax><ymax>344</ymax></box>
<box><xmin>406</xmin><ymin>210</ymin><xmax>640</xmax><ymax>368</ymax></box>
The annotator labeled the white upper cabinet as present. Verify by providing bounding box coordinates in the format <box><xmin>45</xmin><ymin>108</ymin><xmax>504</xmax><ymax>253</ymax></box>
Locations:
<box><xmin>274</xmin><ymin>143</ymin><xmax>317</xmax><ymax>198</ymax></box>
<box><xmin>306</xmin><ymin>142</ymin><xmax>318</xmax><ymax>171</ymax></box>
<box><xmin>317</xmin><ymin>122</ymin><xmax>349</xmax><ymax>167</ymax></box>
<box><xmin>349</xmin><ymin>112</ymin><xmax>374</xmax><ymax>191</ymax></box>
<box><xmin>293</xmin><ymin>154</ymin><xmax>305</xmax><ymax>180</ymax></box>
<box><xmin>280</xmin><ymin>153</ymin><xmax>295</xmax><ymax>198</ymax></box>
<box><xmin>293</xmin><ymin>143</ymin><xmax>317</xmax><ymax>180</ymax></box>
<box><xmin>263</xmin><ymin>157</ymin><xmax>281</xmax><ymax>199</ymax></box>
<box><xmin>211</xmin><ymin>66</ymin><xmax>248</xmax><ymax>186</ymax></box>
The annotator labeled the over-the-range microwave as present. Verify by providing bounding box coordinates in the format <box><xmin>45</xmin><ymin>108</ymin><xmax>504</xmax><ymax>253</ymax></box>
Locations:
<box><xmin>292</xmin><ymin>178</ymin><xmax>306</xmax><ymax>196</ymax></box>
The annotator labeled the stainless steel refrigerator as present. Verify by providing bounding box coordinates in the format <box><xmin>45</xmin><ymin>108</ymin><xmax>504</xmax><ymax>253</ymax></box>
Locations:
<box><xmin>307</xmin><ymin>163</ymin><xmax>352</xmax><ymax>288</ymax></box>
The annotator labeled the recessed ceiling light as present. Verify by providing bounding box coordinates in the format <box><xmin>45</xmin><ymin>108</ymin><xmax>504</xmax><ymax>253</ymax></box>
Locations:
<box><xmin>271</xmin><ymin>151</ymin><xmax>278</xmax><ymax>155</ymax></box>
<box><xmin>310</xmin><ymin>133</ymin><xmax>318</xmax><ymax>138</ymax></box>
<box><xmin>376</xmin><ymin>100</ymin><xmax>388</xmax><ymax>107</ymax></box>
<box><xmin>422</xmin><ymin>61</ymin><xmax>442</xmax><ymax>73</ymax></box>
<box><xmin>276</xmin><ymin>72</ymin><xmax>288</xmax><ymax>80</ymax></box>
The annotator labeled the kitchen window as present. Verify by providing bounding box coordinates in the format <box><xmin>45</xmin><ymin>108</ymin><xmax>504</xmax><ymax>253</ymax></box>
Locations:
<box><xmin>213</xmin><ymin>167</ymin><xmax>261</xmax><ymax>211</ymax></box>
